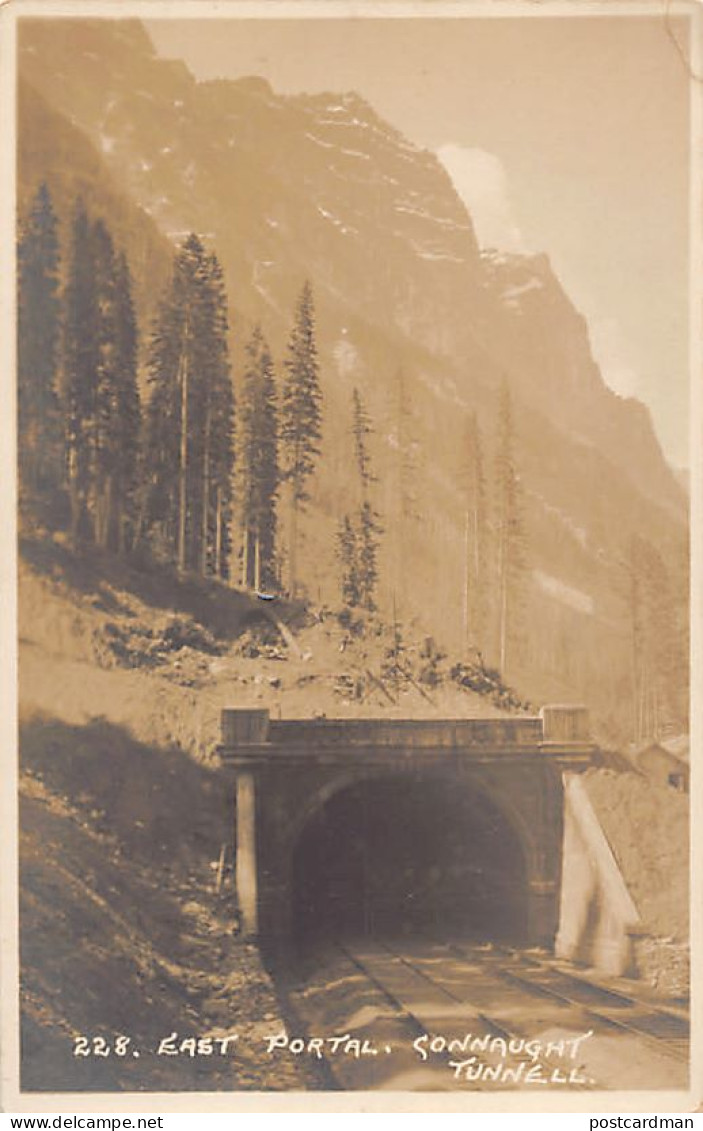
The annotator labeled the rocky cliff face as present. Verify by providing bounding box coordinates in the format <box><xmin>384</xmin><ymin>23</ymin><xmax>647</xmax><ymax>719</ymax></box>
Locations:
<box><xmin>17</xmin><ymin>17</ymin><xmax>688</xmax><ymax>738</ymax></box>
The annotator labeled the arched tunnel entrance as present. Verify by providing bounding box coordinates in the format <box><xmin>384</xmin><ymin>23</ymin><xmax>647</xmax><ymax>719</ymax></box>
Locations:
<box><xmin>291</xmin><ymin>772</ymin><xmax>528</xmax><ymax>947</ymax></box>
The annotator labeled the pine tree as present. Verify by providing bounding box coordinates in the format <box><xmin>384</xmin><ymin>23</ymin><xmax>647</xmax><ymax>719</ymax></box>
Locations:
<box><xmin>143</xmin><ymin>236</ymin><xmax>234</xmax><ymax>576</ymax></box>
<box><xmin>143</xmin><ymin>236</ymin><xmax>201</xmax><ymax>569</ymax></box>
<box><xmin>337</xmin><ymin>388</ymin><xmax>382</xmax><ymax>614</ymax></box>
<box><xmin>203</xmin><ymin>254</ymin><xmax>235</xmax><ymax>579</ymax></box>
<box><xmin>141</xmin><ymin>289</ymin><xmax>183</xmax><ymax>561</ymax></box>
<box><xmin>239</xmin><ymin>325</ymin><xmax>279</xmax><ymax>590</ymax></box>
<box><xmin>337</xmin><ymin>513</ymin><xmax>360</xmax><ymax>608</ymax></box>
<box><xmin>90</xmin><ymin>218</ymin><xmax>122</xmax><ymax>548</ymax></box>
<box><xmin>626</xmin><ymin>535</ymin><xmax>686</xmax><ymax>742</ymax></box>
<box><xmin>358</xmin><ymin>498</ymin><xmax>382</xmax><ymax>613</ymax></box>
<box><xmin>280</xmin><ymin>280</ymin><xmax>322</xmax><ymax>595</ymax></box>
<box><xmin>63</xmin><ymin>199</ymin><xmax>101</xmax><ymax>544</ymax></box>
<box><xmin>493</xmin><ymin>379</ymin><xmax>528</xmax><ymax>676</ymax></box>
<box><xmin>109</xmin><ymin>251</ymin><xmax>141</xmax><ymax>552</ymax></box>
<box><xmin>392</xmin><ymin>368</ymin><xmax>420</xmax><ymax>524</ymax></box>
<box><xmin>461</xmin><ymin>411</ymin><xmax>487</xmax><ymax>653</ymax></box>
<box><xmin>17</xmin><ymin>182</ymin><xmax>63</xmax><ymax>504</ymax></box>
<box><xmin>352</xmin><ymin>388</ymin><xmax>382</xmax><ymax>611</ymax></box>
<box><xmin>62</xmin><ymin>208</ymin><xmax>142</xmax><ymax>550</ymax></box>
<box><xmin>385</xmin><ymin>367</ymin><xmax>422</xmax><ymax>615</ymax></box>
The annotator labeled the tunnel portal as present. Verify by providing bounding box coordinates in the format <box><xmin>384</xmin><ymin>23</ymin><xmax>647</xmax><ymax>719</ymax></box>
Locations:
<box><xmin>219</xmin><ymin>707</ymin><xmax>595</xmax><ymax>951</ymax></box>
<box><xmin>292</xmin><ymin>773</ymin><xmax>527</xmax><ymax>944</ymax></box>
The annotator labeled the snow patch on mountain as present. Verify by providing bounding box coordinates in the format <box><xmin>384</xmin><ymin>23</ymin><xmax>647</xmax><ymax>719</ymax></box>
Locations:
<box><xmin>503</xmin><ymin>277</ymin><xmax>544</xmax><ymax>302</ymax></box>
<box><xmin>534</xmin><ymin>570</ymin><xmax>594</xmax><ymax>616</ymax></box>
<box><xmin>305</xmin><ymin>132</ymin><xmax>336</xmax><ymax>150</ymax></box>
<box><xmin>317</xmin><ymin>205</ymin><xmax>357</xmax><ymax>236</ymax></box>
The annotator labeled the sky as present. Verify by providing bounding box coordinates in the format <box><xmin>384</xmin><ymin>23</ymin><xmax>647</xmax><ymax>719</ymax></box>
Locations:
<box><xmin>147</xmin><ymin>13</ymin><xmax>692</xmax><ymax>469</ymax></box>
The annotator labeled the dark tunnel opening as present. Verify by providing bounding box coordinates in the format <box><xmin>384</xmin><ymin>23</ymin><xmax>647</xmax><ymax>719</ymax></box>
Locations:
<box><xmin>291</xmin><ymin>772</ymin><xmax>528</xmax><ymax>948</ymax></box>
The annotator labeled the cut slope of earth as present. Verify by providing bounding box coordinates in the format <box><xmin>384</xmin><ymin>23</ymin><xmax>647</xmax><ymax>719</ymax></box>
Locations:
<box><xmin>20</xmin><ymin>721</ymin><xmax>321</xmax><ymax>1092</ymax></box>
<box><xmin>17</xmin><ymin>536</ymin><xmax>519</xmax><ymax>1092</ymax></box>
<box><xmin>17</xmin><ymin>537</ymin><xmax>689</xmax><ymax>1090</ymax></box>
<box><xmin>583</xmin><ymin>768</ymin><xmax>688</xmax><ymax>941</ymax></box>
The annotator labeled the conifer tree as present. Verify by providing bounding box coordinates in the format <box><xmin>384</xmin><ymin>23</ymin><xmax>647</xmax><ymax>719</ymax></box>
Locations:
<box><xmin>358</xmin><ymin>498</ymin><xmax>382</xmax><ymax>613</ymax></box>
<box><xmin>461</xmin><ymin>411</ymin><xmax>487</xmax><ymax>653</ymax></box>
<box><xmin>143</xmin><ymin>235</ymin><xmax>234</xmax><ymax>575</ymax></box>
<box><xmin>352</xmin><ymin>388</ymin><xmax>382</xmax><ymax>611</ymax></box>
<box><xmin>337</xmin><ymin>388</ymin><xmax>382</xmax><ymax>614</ymax></box>
<box><xmin>109</xmin><ymin>250</ymin><xmax>141</xmax><ymax>551</ymax></box>
<box><xmin>352</xmin><ymin>386</ymin><xmax>373</xmax><ymax>492</ymax></box>
<box><xmin>202</xmin><ymin>254</ymin><xmax>235</xmax><ymax>579</ymax></box>
<box><xmin>62</xmin><ymin>208</ymin><xmax>142</xmax><ymax>550</ymax></box>
<box><xmin>238</xmin><ymin>325</ymin><xmax>279</xmax><ymax>590</ymax></box>
<box><xmin>385</xmin><ymin>367</ymin><xmax>422</xmax><ymax>614</ymax></box>
<box><xmin>337</xmin><ymin>513</ymin><xmax>361</xmax><ymax>608</ymax></box>
<box><xmin>90</xmin><ymin>219</ymin><xmax>124</xmax><ymax>548</ymax></box>
<box><xmin>493</xmin><ymin>379</ymin><xmax>527</xmax><ymax>675</ymax></box>
<box><xmin>626</xmin><ymin>535</ymin><xmax>686</xmax><ymax>742</ymax></box>
<box><xmin>17</xmin><ymin>182</ymin><xmax>63</xmax><ymax>503</ymax></box>
<box><xmin>63</xmin><ymin>199</ymin><xmax>100</xmax><ymax>544</ymax></box>
<box><xmin>141</xmin><ymin>286</ymin><xmax>183</xmax><ymax>560</ymax></box>
<box><xmin>281</xmin><ymin>280</ymin><xmax>322</xmax><ymax>595</ymax></box>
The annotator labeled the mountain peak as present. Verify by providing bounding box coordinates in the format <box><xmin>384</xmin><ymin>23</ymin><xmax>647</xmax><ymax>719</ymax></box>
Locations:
<box><xmin>19</xmin><ymin>17</ymin><xmax>155</xmax><ymax>61</ymax></box>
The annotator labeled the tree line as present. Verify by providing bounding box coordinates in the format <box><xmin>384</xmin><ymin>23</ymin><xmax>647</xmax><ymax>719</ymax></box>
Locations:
<box><xmin>18</xmin><ymin>183</ymin><xmax>322</xmax><ymax>591</ymax></box>
<box><xmin>17</xmin><ymin>183</ymin><xmax>525</xmax><ymax>659</ymax></box>
<box><xmin>625</xmin><ymin>534</ymin><xmax>688</xmax><ymax>744</ymax></box>
<box><xmin>453</xmin><ymin>380</ymin><xmax>528</xmax><ymax>678</ymax></box>
<box><xmin>19</xmin><ymin>184</ymin><xmax>682</xmax><ymax>742</ymax></box>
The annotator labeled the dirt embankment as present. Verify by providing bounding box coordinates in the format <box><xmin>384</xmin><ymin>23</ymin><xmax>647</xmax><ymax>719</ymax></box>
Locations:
<box><xmin>17</xmin><ymin>534</ymin><xmax>689</xmax><ymax>1085</ymax></box>
<box><xmin>18</xmin><ymin>535</ymin><xmax>519</xmax><ymax>1092</ymax></box>
<box><xmin>20</xmin><ymin>722</ymin><xmax>319</xmax><ymax>1092</ymax></box>
<box><xmin>17</xmin><ymin>542</ymin><xmax>309</xmax><ymax>1092</ymax></box>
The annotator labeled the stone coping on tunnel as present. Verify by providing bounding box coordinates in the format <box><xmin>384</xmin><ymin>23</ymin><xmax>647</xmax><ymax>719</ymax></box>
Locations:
<box><xmin>218</xmin><ymin>705</ymin><xmax>596</xmax><ymax>768</ymax></box>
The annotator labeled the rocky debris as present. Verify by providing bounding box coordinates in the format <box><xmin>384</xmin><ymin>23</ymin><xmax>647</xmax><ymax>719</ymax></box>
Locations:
<box><xmin>450</xmin><ymin>658</ymin><xmax>532</xmax><ymax>711</ymax></box>
<box><xmin>233</xmin><ymin>619</ymin><xmax>288</xmax><ymax>661</ymax></box>
<box><xmin>634</xmin><ymin>936</ymin><xmax>690</xmax><ymax>999</ymax></box>
<box><xmin>101</xmin><ymin>614</ymin><xmax>223</xmax><ymax>669</ymax></box>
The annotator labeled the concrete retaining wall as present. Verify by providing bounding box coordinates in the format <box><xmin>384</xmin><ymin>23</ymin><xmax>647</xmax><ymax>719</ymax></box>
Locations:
<box><xmin>556</xmin><ymin>772</ymin><xmax>642</xmax><ymax>976</ymax></box>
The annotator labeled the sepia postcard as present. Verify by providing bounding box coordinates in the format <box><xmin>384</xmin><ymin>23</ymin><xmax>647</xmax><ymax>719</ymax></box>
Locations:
<box><xmin>1</xmin><ymin>0</ymin><xmax>701</xmax><ymax>1114</ymax></box>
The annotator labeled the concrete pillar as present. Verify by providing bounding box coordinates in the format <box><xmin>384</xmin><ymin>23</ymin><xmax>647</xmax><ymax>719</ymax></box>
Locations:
<box><xmin>235</xmin><ymin>771</ymin><xmax>258</xmax><ymax>937</ymax></box>
<box><xmin>541</xmin><ymin>705</ymin><xmax>590</xmax><ymax>744</ymax></box>
<box><xmin>526</xmin><ymin>877</ymin><xmax>559</xmax><ymax>948</ymax></box>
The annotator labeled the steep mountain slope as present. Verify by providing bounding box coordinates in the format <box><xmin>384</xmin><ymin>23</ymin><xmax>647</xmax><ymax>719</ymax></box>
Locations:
<box><xmin>18</xmin><ymin>19</ymin><xmax>684</xmax><ymax>508</ymax></box>
<box><xmin>18</xmin><ymin>79</ymin><xmax>174</xmax><ymax>327</ymax></box>
<box><xmin>17</xmin><ymin>17</ymin><xmax>688</xmax><ymax>738</ymax></box>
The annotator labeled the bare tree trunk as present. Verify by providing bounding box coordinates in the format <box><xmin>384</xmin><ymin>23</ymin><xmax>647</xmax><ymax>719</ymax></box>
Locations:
<box><xmin>68</xmin><ymin>447</ymin><xmax>81</xmax><ymax>549</ymax></box>
<box><xmin>116</xmin><ymin>500</ymin><xmax>125</xmax><ymax>556</ymax></box>
<box><xmin>289</xmin><ymin>482</ymin><xmax>298</xmax><ymax>598</ymax></box>
<box><xmin>201</xmin><ymin>404</ymin><xmax>211</xmax><ymax>577</ymax></box>
<box><xmin>241</xmin><ymin>525</ymin><xmax>249</xmax><ymax>589</ymax></box>
<box><xmin>177</xmin><ymin>318</ymin><xmax>189</xmax><ymax>575</ymax></box>
<box><xmin>463</xmin><ymin>509</ymin><xmax>471</xmax><ymax>654</ymax></box>
<box><xmin>214</xmin><ymin>486</ymin><xmax>222</xmax><ymax>578</ymax></box>
<box><xmin>101</xmin><ymin>475</ymin><xmax>115</xmax><ymax>549</ymax></box>
<box><xmin>499</xmin><ymin>527</ymin><xmax>508</xmax><ymax>675</ymax></box>
<box><xmin>473</xmin><ymin>498</ymin><xmax>482</xmax><ymax>646</ymax></box>
<box><xmin>254</xmin><ymin>532</ymin><xmax>261</xmax><ymax>592</ymax></box>
<box><xmin>630</xmin><ymin>575</ymin><xmax>639</xmax><ymax>743</ymax></box>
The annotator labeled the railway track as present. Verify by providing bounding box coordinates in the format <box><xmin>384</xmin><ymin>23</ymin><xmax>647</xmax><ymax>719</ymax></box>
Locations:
<box><xmin>281</xmin><ymin>937</ymin><xmax>689</xmax><ymax>1091</ymax></box>
<box><xmin>448</xmin><ymin>940</ymin><xmax>689</xmax><ymax>1063</ymax></box>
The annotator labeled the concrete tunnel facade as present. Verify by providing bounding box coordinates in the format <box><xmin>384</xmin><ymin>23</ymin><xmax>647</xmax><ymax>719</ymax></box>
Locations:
<box><xmin>218</xmin><ymin>707</ymin><xmax>596</xmax><ymax>952</ymax></box>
